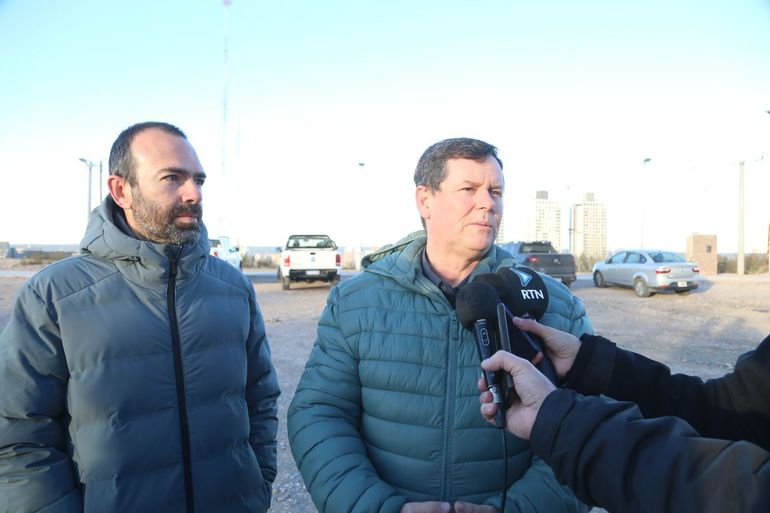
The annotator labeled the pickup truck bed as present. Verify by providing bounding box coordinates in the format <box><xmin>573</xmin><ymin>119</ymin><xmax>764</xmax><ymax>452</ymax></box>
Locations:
<box><xmin>499</xmin><ymin>241</ymin><xmax>576</xmax><ymax>287</ymax></box>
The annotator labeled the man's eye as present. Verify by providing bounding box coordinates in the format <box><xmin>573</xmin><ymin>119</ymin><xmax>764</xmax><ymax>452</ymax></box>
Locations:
<box><xmin>195</xmin><ymin>178</ymin><xmax>206</xmax><ymax>186</ymax></box>
<box><xmin>491</xmin><ymin>190</ymin><xmax>503</xmax><ymax>198</ymax></box>
<box><xmin>163</xmin><ymin>175</ymin><xmax>179</xmax><ymax>182</ymax></box>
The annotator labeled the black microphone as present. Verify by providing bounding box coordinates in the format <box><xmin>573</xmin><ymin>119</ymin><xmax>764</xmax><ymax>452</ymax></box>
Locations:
<box><xmin>474</xmin><ymin>266</ymin><xmax>559</xmax><ymax>383</ymax></box>
<box><xmin>496</xmin><ymin>266</ymin><xmax>548</xmax><ymax>320</ymax></box>
<box><xmin>473</xmin><ymin>270</ymin><xmax>543</xmax><ymax>363</ymax></box>
<box><xmin>498</xmin><ymin>266</ymin><xmax>559</xmax><ymax>383</ymax></box>
<box><xmin>456</xmin><ymin>281</ymin><xmax>508</xmax><ymax>427</ymax></box>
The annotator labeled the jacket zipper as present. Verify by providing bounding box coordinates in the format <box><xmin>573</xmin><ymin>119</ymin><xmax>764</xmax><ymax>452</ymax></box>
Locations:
<box><xmin>442</xmin><ymin>314</ymin><xmax>458</xmax><ymax>501</ymax></box>
<box><xmin>167</xmin><ymin>249</ymin><xmax>194</xmax><ymax>513</ymax></box>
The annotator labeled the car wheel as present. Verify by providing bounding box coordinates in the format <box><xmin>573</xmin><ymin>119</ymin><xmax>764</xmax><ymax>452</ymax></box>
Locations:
<box><xmin>277</xmin><ymin>269</ymin><xmax>290</xmax><ymax>290</ymax></box>
<box><xmin>593</xmin><ymin>272</ymin><xmax>606</xmax><ymax>288</ymax></box>
<box><xmin>561</xmin><ymin>279</ymin><xmax>572</xmax><ymax>289</ymax></box>
<box><xmin>633</xmin><ymin>278</ymin><xmax>651</xmax><ymax>298</ymax></box>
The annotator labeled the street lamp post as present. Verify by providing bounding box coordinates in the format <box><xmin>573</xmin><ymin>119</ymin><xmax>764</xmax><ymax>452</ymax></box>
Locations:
<box><xmin>640</xmin><ymin>158</ymin><xmax>652</xmax><ymax>248</ymax></box>
<box><xmin>356</xmin><ymin>162</ymin><xmax>365</xmax><ymax>271</ymax></box>
<box><xmin>79</xmin><ymin>158</ymin><xmax>95</xmax><ymax>220</ymax></box>
<box><xmin>99</xmin><ymin>160</ymin><xmax>103</xmax><ymax>201</ymax></box>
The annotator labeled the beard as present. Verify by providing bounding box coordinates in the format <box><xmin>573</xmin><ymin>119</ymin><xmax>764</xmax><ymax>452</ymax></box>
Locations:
<box><xmin>130</xmin><ymin>186</ymin><xmax>202</xmax><ymax>245</ymax></box>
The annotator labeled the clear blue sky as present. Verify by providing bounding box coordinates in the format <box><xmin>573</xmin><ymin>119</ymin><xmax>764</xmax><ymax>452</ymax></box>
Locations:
<box><xmin>2</xmin><ymin>0</ymin><xmax>769</xmax><ymax>253</ymax></box>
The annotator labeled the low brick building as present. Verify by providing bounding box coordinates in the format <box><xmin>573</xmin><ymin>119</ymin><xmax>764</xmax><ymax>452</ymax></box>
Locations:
<box><xmin>686</xmin><ymin>234</ymin><xmax>718</xmax><ymax>275</ymax></box>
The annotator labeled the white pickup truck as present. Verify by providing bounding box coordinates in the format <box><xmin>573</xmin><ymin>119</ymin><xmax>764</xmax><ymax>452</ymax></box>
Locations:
<box><xmin>277</xmin><ymin>234</ymin><xmax>341</xmax><ymax>290</ymax></box>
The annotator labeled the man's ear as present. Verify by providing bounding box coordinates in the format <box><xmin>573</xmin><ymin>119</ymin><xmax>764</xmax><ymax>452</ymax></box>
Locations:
<box><xmin>107</xmin><ymin>175</ymin><xmax>132</xmax><ymax>210</ymax></box>
<box><xmin>415</xmin><ymin>185</ymin><xmax>433</xmax><ymax>221</ymax></box>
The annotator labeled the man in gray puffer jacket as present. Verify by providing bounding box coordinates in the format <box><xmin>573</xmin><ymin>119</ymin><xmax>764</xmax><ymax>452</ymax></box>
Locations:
<box><xmin>288</xmin><ymin>138</ymin><xmax>591</xmax><ymax>513</ymax></box>
<box><xmin>0</xmin><ymin>122</ymin><xmax>280</xmax><ymax>512</ymax></box>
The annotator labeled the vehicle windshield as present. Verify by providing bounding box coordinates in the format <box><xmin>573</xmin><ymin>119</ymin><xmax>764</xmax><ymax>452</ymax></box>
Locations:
<box><xmin>649</xmin><ymin>251</ymin><xmax>686</xmax><ymax>263</ymax></box>
<box><xmin>287</xmin><ymin>236</ymin><xmax>336</xmax><ymax>249</ymax></box>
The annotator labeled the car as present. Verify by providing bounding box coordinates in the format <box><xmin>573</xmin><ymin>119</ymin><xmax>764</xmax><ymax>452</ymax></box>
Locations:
<box><xmin>499</xmin><ymin>240</ymin><xmax>576</xmax><ymax>287</ymax></box>
<box><xmin>209</xmin><ymin>236</ymin><xmax>242</xmax><ymax>270</ymax></box>
<box><xmin>592</xmin><ymin>249</ymin><xmax>700</xmax><ymax>297</ymax></box>
<box><xmin>277</xmin><ymin>234</ymin><xmax>341</xmax><ymax>290</ymax></box>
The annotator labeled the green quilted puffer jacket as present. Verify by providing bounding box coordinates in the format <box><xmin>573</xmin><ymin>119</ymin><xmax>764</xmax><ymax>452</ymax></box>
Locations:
<box><xmin>288</xmin><ymin>232</ymin><xmax>592</xmax><ymax>513</ymax></box>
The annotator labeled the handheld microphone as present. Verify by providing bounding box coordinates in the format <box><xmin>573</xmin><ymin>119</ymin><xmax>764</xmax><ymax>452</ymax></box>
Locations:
<box><xmin>495</xmin><ymin>266</ymin><xmax>548</xmax><ymax>320</ymax></box>
<box><xmin>474</xmin><ymin>266</ymin><xmax>559</xmax><ymax>383</ymax></box>
<box><xmin>473</xmin><ymin>269</ymin><xmax>544</xmax><ymax>362</ymax></box>
<box><xmin>456</xmin><ymin>281</ymin><xmax>509</xmax><ymax>427</ymax></box>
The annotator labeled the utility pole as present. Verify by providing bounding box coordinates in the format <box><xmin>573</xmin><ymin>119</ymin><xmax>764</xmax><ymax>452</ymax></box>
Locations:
<box><xmin>765</xmin><ymin>110</ymin><xmax>770</xmax><ymax>272</ymax></box>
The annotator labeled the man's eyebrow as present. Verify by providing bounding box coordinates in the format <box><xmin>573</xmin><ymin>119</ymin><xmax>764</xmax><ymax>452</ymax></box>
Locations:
<box><xmin>158</xmin><ymin>167</ymin><xmax>207</xmax><ymax>179</ymax></box>
<box><xmin>457</xmin><ymin>179</ymin><xmax>503</xmax><ymax>188</ymax></box>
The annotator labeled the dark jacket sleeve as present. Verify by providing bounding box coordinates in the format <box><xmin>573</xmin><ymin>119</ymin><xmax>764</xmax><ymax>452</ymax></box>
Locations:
<box><xmin>531</xmin><ymin>389</ymin><xmax>770</xmax><ymax>513</ymax></box>
<box><xmin>245</xmin><ymin>289</ymin><xmax>281</xmax><ymax>503</ymax></box>
<box><xmin>565</xmin><ymin>333</ymin><xmax>770</xmax><ymax>449</ymax></box>
<box><xmin>0</xmin><ymin>283</ymin><xmax>83</xmax><ymax>512</ymax></box>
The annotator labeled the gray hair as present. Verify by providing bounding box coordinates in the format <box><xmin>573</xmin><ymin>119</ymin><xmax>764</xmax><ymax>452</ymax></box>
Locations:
<box><xmin>414</xmin><ymin>137</ymin><xmax>502</xmax><ymax>190</ymax></box>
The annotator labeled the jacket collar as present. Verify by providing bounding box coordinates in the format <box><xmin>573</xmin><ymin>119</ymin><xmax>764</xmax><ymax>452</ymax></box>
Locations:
<box><xmin>80</xmin><ymin>196</ymin><xmax>209</xmax><ymax>287</ymax></box>
<box><xmin>363</xmin><ymin>231</ymin><xmax>512</xmax><ymax>293</ymax></box>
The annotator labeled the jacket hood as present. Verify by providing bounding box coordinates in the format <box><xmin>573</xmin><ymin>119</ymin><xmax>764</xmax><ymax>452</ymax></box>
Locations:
<box><xmin>79</xmin><ymin>196</ymin><xmax>210</xmax><ymax>286</ymax></box>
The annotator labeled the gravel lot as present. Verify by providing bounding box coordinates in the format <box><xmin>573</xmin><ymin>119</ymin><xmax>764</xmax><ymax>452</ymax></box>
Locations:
<box><xmin>1</xmin><ymin>266</ymin><xmax>769</xmax><ymax>512</ymax></box>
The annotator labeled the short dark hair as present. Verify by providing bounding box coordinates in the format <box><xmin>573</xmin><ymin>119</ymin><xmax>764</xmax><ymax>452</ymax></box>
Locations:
<box><xmin>413</xmin><ymin>137</ymin><xmax>503</xmax><ymax>190</ymax></box>
<box><xmin>109</xmin><ymin>121</ymin><xmax>187</xmax><ymax>185</ymax></box>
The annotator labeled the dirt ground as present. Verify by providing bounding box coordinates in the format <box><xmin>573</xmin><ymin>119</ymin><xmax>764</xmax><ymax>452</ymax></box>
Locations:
<box><xmin>1</xmin><ymin>261</ymin><xmax>769</xmax><ymax>512</ymax></box>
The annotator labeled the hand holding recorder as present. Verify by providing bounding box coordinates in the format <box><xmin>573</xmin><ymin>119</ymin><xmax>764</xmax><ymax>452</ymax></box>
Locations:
<box><xmin>478</xmin><ymin>351</ymin><xmax>555</xmax><ymax>439</ymax></box>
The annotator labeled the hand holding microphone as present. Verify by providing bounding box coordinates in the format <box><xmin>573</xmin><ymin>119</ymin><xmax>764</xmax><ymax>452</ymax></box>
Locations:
<box><xmin>478</xmin><ymin>351</ymin><xmax>556</xmax><ymax>439</ymax></box>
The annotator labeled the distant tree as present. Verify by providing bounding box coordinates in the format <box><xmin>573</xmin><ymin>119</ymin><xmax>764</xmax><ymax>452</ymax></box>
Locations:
<box><xmin>577</xmin><ymin>253</ymin><xmax>591</xmax><ymax>273</ymax></box>
<box><xmin>576</xmin><ymin>253</ymin><xmax>603</xmax><ymax>273</ymax></box>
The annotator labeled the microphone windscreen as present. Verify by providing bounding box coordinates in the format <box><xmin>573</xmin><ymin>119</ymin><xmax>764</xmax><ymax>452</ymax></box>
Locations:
<box><xmin>455</xmin><ymin>281</ymin><xmax>500</xmax><ymax>330</ymax></box>
<box><xmin>496</xmin><ymin>266</ymin><xmax>549</xmax><ymax>320</ymax></box>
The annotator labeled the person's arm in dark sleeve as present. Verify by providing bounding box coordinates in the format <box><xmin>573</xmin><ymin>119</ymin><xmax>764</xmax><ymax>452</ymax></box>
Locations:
<box><xmin>245</xmin><ymin>290</ymin><xmax>281</xmax><ymax>506</ymax></box>
<box><xmin>0</xmin><ymin>283</ymin><xmax>83</xmax><ymax>512</ymax></box>
<box><xmin>566</xmin><ymin>333</ymin><xmax>770</xmax><ymax>447</ymax></box>
<box><xmin>531</xmin><ymin>389</ymin><xmax>770</xmax><ymax>513</ymax></box>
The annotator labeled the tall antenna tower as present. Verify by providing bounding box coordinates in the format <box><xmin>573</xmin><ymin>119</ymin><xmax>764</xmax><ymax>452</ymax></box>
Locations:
<box><xmin>221</xmin><ymin>0</ymin><xmax>232</xmax><ymax>228</ymax></box>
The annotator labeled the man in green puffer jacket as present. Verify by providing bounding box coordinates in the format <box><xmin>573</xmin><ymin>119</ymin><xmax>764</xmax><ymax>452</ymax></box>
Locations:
<box><xmin>288</xmin><ymin>138</ymin><xmax>591</xmax><ymax>513</ymax></box>
<box><xmin>0</xmin><ymin>122</ymin><xmax>280</xmax><ymax>513</ymax></box>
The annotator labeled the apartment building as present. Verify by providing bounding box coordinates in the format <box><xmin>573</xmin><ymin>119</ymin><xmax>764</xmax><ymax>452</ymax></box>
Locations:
<box><xmin>533</xmin><ymin>190</ymin><xmax>562</xmax><ymax>250</ymax></box>
<box><xmin>570</xmin><ymin>192</ymin><xmax>607</xmax><ymax>258</ymax></box>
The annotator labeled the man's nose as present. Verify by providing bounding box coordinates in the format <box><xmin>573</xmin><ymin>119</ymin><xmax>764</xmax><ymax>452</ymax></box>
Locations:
<box><xmin>181</xmin><ymin>179</ymin><xmax>202</xmax><ymax>203</ymax></box>
<box><xmin>476</xmin><ymin>189</ymin><xmax>495</xmax><ymax>210</ymax></box>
